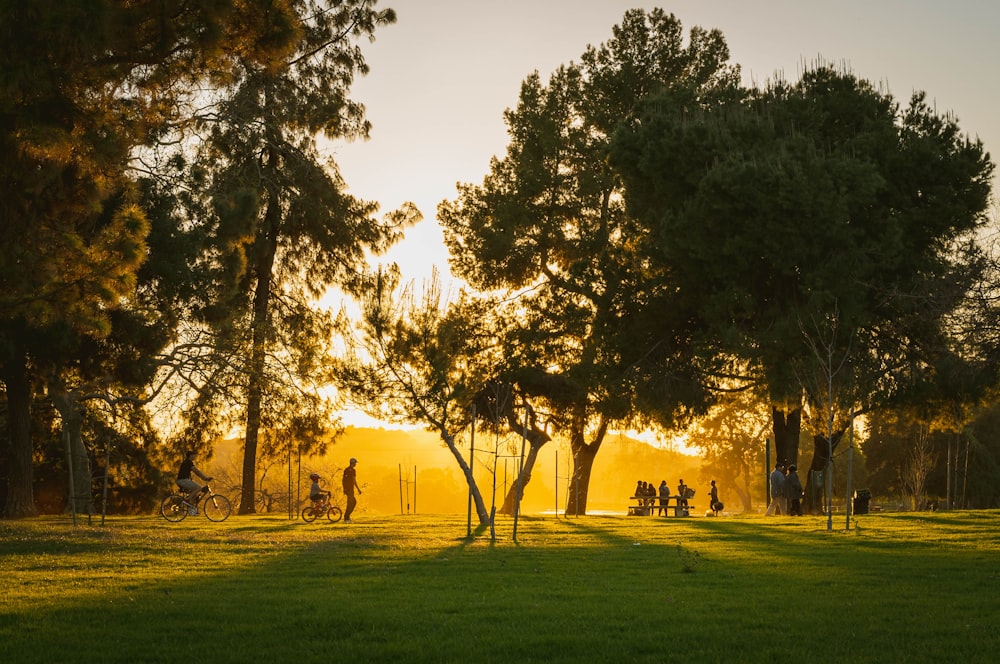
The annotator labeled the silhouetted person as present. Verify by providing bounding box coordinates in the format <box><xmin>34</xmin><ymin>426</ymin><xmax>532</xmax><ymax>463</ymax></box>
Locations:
<box><xmin>786</xmin><ymin>465</ymin><xmax>804</xmax><ymax>516</ymax></box>
<box><xmin>658</xmin><ymin>480</ymin><xmax>670</xmax><ymax>516</ymax></box>
<box><xmin>709</xmin><ymin>480</ymin><xmax>722</xmax><ymax>516</ymax></box>
<box><xmin>343</xmin><ymin>457</ymin><xmax>361</xmax><ymax>522</ymax></box>
<box><xmin>677</xmin><ymin>479</ymin><xmax>690</xmax><ymax>507</ymax></box>
<box><xmin>176</xmin><ymin>450</ymin><xmax>212</xmax><ymax>516</ymax></box>
<box><xmin>765</xmin><ymin>463</ymin><xmax>786</xmax><ymax>516</ymax></box>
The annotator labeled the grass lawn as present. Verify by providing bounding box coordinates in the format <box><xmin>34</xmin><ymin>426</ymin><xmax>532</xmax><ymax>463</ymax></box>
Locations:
<box><xmin>1</xmin><ymin>510</ymin><xmax>998</xmax><ymax>663</ymax></box>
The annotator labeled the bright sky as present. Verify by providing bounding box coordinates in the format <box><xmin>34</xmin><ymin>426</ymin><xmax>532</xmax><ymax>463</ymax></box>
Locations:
<box><xmin>330</xmin><ymin>0</ymin><xmax>1000</xmax><ymax>287</ymax></box>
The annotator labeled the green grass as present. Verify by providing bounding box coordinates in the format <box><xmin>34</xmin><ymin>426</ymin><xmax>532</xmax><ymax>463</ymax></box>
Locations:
<box><xmin>2</xmin><ymin>511</ymin><xmax>998</xmax><ymax>663</ymax></box>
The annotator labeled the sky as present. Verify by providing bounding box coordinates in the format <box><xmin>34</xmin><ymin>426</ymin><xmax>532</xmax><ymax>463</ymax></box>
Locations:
<box><xmin>330</xmin><ymin>0</ymin><xmax>1000</xmax><ymax>286</ymax></box>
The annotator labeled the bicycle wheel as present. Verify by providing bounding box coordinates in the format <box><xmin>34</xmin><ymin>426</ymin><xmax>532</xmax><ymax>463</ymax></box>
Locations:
<box><xmin>202</xmin><ymin>494</ymin><xmax>231</xmax><ymax>522</ymax></box>
<box><xmin>301</xmin><ymin>506</ymin><xmax>317</xmax><ymax>523</ymax></box>
<box><xmin>326</xmin><ymin>506</ymin><xmax>343</xmax><ymax>523</ymax></box>
<box><xmin>160</xmin><ymin>495</ymin><xmax>187</xmax><ymax>522</ymax></box>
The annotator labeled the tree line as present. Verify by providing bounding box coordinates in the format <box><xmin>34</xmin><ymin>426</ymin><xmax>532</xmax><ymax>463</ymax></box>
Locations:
<box><xmin>2</xmin><ymin>5</ymin><xmax>997</xmax><ymax>520</ymax></box>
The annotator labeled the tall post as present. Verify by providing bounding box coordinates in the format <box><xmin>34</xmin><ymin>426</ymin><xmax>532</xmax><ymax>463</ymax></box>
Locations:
<box><xmin>467</xmin><ymin>404</ymin><xmax>475</xmax><ymax>537</ymax></box>
<box><xmin>413</xmin><ymin>465</ymin><xmax>417</xmax><ymax>514</ymax></box>
<box><xmin>512</xmin><ymin>404</ymin><xmax>526</xmax><ymax>542</ymax></box>
<box><xmin>398</xmin><ymin>464</ymin><xmax>404</xmax><ymax>514</ymax></box>
<box><xmin>846</xmin><ymin>409</ymin><xmax>854</xmax><ymax>530</ymax></box>
<box><xmin>765</xmin><ymin>438</ymin><xmax>771</xmax><ymax>509</ymax></box>
<box><xmin>555</xmin><ymin>450</ymin><xmax>559</xmax><ymax>518</ymax></box>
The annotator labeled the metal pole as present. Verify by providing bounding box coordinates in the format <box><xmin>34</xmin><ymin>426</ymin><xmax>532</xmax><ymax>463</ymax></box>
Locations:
<box><xmin>555</xmin><ymin>450</ymin><xmax>558</xmax><ymax>518</ymax></box>
<box><xmin>467</xmin><ymin>404</ymin><xmax>475</xmax><ymax>537</ymax></box>
<box><xmin>413</xmin><ymin>465</ymin><xmax>417</xmax><ymax>514</ymax></box>
<box><xmin>513</xmin><ymin>405</ymin><xmax>526</xmax><ymax>542</ymax></box>
<box><xmin>399</xmin><ymin>464</ymin><xmax>404</xmax><ymax>514</ymax></box>
<box><xmin>765</xmin><ymin>438</ymin><xmax>771</xmax><ymax>511</ymax></box>
<box><xmin>846</xmin><ymin>411</ymin><xmax>854</xmax><ymax>530</ymax></box>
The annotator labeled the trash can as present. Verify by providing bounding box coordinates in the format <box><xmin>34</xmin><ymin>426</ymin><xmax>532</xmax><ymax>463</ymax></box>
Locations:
<box><xmin>853</xmin><ymin>489</ymin><xmax>871</xmax><ymax>515</ymax></box>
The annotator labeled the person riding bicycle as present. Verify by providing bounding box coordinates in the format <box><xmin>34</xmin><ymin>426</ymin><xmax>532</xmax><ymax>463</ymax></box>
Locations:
<box><xmin>309</xmin><ymin>473</ymin><xmax>330</xmax><ymax>506</ymax></box>
<box><xmin>176</xmin><ymin>450</ymin><xmax>212</xmax><ymax>516</ymax></box>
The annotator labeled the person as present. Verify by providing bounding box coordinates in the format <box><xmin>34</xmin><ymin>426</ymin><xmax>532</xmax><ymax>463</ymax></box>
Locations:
<box><xmin>785</xmin><ymin>464</ymin><xmax>804</xmax><ymax>516</ymax></box>
<box><xmin>176</xmin><ymin>450</ymin><xmax>212</xmax><ymax>516</ymax></box>
<box><xmin>309</xmin><ymin>473</ymin><xmax>330</xmax><ymax>505</ymax></box>
<box><xmin>765</xmin><ymin>463</ymin><xmax>786</xmax><ymax>516</ymax></box>
<box><xmin>709</xmin><ymin>480</ymin><xmax>722</xmax><ymax>516</ymax></box>
<box><xmin>658</xmin><ymin>480</ymin><xmax>670</xmax><ymax>516</ymax></box>
<box><xmin>342</xmin><ymin>457</ymin><xmax>362</xmax><ymax>523</ymax></box>
<box><xmin>645</xmin><ymin>480</ymin><xmax>657</xmax><ymax>513</ymax></box>
<box><xmin>677</xmin><ymin>479</ymin><xmax>690</xmax><ymax>507</ymax></box>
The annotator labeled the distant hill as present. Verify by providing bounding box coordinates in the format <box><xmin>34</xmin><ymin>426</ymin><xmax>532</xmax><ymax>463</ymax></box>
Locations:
<box><xmin>206</xmin><ymin>426</ymin><xmax>703</xmax><ymax>517</ymax></box>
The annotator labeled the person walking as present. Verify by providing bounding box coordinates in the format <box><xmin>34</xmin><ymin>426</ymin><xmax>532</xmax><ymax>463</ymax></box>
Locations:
<box><xmin>709</xmin><ymin>480</ymin><xmax>722</xmax><ymax>516</ymax></box>
<box><xmin>765</xmin><ymin>463</ymin><xmax>786</xmax><ymax>516</ymax></box>
<box><xmin>785</xmin><ymin>465</ymin><xmax>804</xmax><ymax>516</ymax></box>
<box><xmin>342</xmin><ymin>457</ymin><xmax>362</xmax><ymax>523</ymax></box>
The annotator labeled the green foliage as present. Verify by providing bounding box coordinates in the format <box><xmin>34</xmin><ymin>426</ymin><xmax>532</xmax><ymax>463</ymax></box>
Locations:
<box><xmin>614</xmin><ymin>63</ymin><xmax>996</xmax><ymax>449</ymax></box>
<box><xmin>439</xmin><ymin>10</ymin><xmax>740</xmax><ymax>511</ymax></box>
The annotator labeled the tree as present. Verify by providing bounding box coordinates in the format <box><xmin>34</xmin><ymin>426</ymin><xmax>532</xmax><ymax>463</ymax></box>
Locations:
<box><xmin>686</xmin><ymin>386</ymin><xmax>770</xmax><ymax>513</ymax></box>
<box><xmin>614</xmin><ymin>65</ymin><xmax>995</xmax><ymax>514</ymax></box>
<box><xmin>0</xmin><ymin>0</ymin><xmax>300</xmax><ymax>517</ymax></box>
<box><xmin>161</xmin><ymin>0</ymin><xmax>411</xmax><ymax>514</ymax></box>
<box><xmin>333</xmin><ymin>270</ymin><xmax>500</xmax><ymax>526</ymax></box>
<box><xmin>439</xmin><ymin>9</ymin><xmax>738</xmax><ymax>514</ymax></box>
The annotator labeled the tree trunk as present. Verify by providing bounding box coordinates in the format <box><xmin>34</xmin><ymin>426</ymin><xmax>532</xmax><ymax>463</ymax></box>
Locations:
<box><xmin>240</xmin><ymin>184</ymin><xmax>280</xmax><ymax>515</ymax></box>
<box><xmin>565</xmin><ymin>416</ymin><xmax>608</xmax><ymax>516</ymax></box>
<box><xmin>500</xmin><ymin>442</ymin><xmax>540</xmax><ymax>515</ymax></box>
<box><xmin>50</xmin><ymin>385</ymin><xmax>95</xmax><ymax>515</ymax></box>
<box><xmin>1</xmin><ymin>344</ymin><xmax>37</xmax><ymax>517</ymax></box>
<box><xmin>804</xmin><ymin>430</ymin><xmax>844</xmax><ymax>515</ymax></box>
<box><xmin>441</xmin><ymin>430</ymin><xmax>490</xmax><ymax>525</ymax></box>
<box><xmin>771</xmin><ymin>406</ymin><xmax>802</xmax><ymax>467</ymax></box>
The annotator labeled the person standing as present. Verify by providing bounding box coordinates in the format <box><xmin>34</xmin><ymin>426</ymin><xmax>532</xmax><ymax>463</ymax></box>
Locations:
<box><xmin>765</xmin><ymin>463</ymin><xmax>786</xmax><ymax>516</ymax></box>
<box><xmin>176</xmin><ymin>450</ymin><xmax>212</xmax><ymax>516</ymax></box>
<box><xmin>785</xmin><ymin>465</ymin><xmax>804</xmax><ymax>516</ymax></box>
<box><xmin>342</xmin><ymin>457</ymin><xmax>362</xmax><ymax>523</ymax></box>
<box><xmin>657</xmin><ymin>480</ymin><xmax>670</xmax><ymax>516</ymax></box>
<box><xmin>709</xmin><ymin>480</ymin><xmax>722</xmax><ymax>516</ymax></box>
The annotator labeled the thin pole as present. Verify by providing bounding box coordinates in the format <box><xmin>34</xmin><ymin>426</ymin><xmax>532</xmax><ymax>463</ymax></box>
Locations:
<box><xmin>467</xmin><ymin>404</ymin><xmax>475</xmax><ymax>537</ymax></box>
<box><xmin>512</xmin><ymin>405</ymin><xmax>526</xmax><ymax>542</ymax></box>
<box><xmin>413</xmin><ymin>465</ymin><xmax>417</xmax><ymax>514</ymax></box>
<box><xmin>765</xmin><ymin>438</ymin><xmax>771</xmax><ymax>510</ymax></box>
<box><xmin>399</xmin><ymin>464</ymin><xmax>404</xmax><ymax>514</ymax></box>
<box><xmin>846</xmin><ymin>410</ymin><xmax>854</xmax><ymax>530</ymax></box>
<box><xmin>555</xmin><ymin>450</ymin><xmax>558</xmax><ymax>518</ymax></box>
<box><xmin>64</xmin><ymin>428</ymin><xmax>77</xmax><ymax>527</ymax></box>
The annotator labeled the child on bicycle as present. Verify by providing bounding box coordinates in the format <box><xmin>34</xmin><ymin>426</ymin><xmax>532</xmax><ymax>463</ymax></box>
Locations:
<box><xmin>309</xmin><ymin>473</ymin><xmax>330</xmax><ymax>506</ymax></box>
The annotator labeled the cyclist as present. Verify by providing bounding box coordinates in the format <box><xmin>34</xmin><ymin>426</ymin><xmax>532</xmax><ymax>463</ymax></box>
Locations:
<box><xmin>176</xmin><ymin>450</ymin><xmax>212</xmax><ymax>516</ymax></box>
<box><xmin>309</xmin><ymin>473</ymin><xmax>330</xmax><ymax>506</ymax></box>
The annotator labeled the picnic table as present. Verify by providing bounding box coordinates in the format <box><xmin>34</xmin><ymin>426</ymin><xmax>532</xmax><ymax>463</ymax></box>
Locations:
<box><xmin>627</xmin><ymin>495</ymin><xmax>693</xmax><ymax>517</ymax></box>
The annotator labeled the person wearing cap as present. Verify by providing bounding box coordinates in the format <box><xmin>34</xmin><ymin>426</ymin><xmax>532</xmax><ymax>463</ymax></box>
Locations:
<box><xmin>785</xmin><ymin>464</ymin><xmax>804</xmax><ymax>516</ymax></box>
<box><xmin>176</xmin><ymin>450</ymin><xmax>212</xmax><ymax>516</ymax></box>
<box><xmin>342</xmin><ymin>457</ymin><xmax>362</xmax><ymax>523</ymax></box>
<box><xmin>765</xmin><ymin>463</ymin><xmax>786</xmax><ymax>516</ymax></box>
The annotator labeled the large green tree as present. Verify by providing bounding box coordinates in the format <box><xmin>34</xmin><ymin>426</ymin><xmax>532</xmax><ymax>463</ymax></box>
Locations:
<box><xmin>614</xmin><ymin>66</ymin><xmax>995</xmax><ymax>512</ymax></box>
<box><xmin>167</xmin><ymin>0</ymin><xmax>412</xmax><ymax>513</ymax></box>
<box><xmin>439</xmin><ymin>9</ymin><xmax>737</xmax><ymax>513</ymax></box>
<box><xmin>0</xmin><ymin>0</ymin><xmax>298</xmax><ymax>517</ymax></box>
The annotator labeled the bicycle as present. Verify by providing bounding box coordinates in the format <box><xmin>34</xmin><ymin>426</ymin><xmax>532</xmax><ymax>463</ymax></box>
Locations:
<box><xmin>160</xmin><ymin>484</ymin><xmax>232</xmax><ymax>522</ymax></box>
<box><xmin>301</xmin><ymin>496</ymin><xmax>343</xmax><ymax>523</ymax></box>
